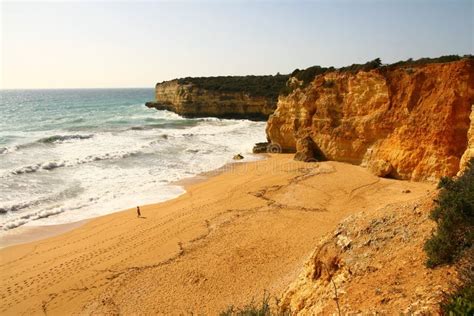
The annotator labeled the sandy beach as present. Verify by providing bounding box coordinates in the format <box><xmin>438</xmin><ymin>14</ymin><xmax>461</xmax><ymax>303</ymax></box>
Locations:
<box><xmin>2</xmin><ymin>2</ymin><xmax>471</xmax><ymax>314</ymax></box>
<box><xmin>0</xmin><ymin>155</ymin><xmax>433</xmax><ymax>315</ymax></box>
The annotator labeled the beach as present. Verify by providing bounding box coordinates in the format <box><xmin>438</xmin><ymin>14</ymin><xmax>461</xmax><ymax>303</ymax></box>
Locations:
<box><xmin>0</xmin><ymin>154</ymin><xmax>433</xmax><ymax>315</ymax></box>
<box><xmin>2</xmin><ymin>2</ymin><xmax>471</xmax><ymax>314</ymax></box>
<box><xmin>0</xmin><ymin>89</ymin><xmax>267</xmax><ymax>232</ymax></box>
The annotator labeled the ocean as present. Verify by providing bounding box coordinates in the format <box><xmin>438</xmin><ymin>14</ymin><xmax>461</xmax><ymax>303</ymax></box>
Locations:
<box><xmin>0</xmin><ymin>88</ymin><xmax>266</xmax><ymax>231</ymax></box>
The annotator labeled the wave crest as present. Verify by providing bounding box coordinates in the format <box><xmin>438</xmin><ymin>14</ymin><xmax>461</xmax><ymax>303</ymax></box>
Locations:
<box><xmin>0</xmin><ymin>134</ymin><xmax>94</xmax><ymax>155</ymax></box>
<box><xmin>9</xmin><ymin>150</ymin><xmax>140</xmax><ymax>176</ymax></box>
<box><xmin>37</xmin><ymin>134</ymin><xmax>93</xmax><ymax>144</ymax></box>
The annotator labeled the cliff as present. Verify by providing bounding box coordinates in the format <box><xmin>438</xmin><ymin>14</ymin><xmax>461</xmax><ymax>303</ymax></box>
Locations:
<box><xmin>146</xmin><ymin>75</ymin><xmax>288</xmax><ymax>120</ymax></box>
<box><xmin>266</xmin><ymin>59</ymin><xmax>474</xmax><ymax>181</ymax></box>
<box><xmin>460</xmin><ymin>104</ymin><xmax>474</xmax><ymax>173</ymax></box>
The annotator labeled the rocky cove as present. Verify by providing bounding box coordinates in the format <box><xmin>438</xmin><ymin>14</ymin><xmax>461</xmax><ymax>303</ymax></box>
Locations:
<box><xmin>2</xmin><ymin>56</ymin><xmax>473</xmax><ymax>315</ymax></box>
<box><xmin>137</xmin><ymin>57</ymin><xmax>474</xmax><ymax>313</ymax></box>
<box><xmin>4</xmin><ymin>1</ymin><xmax>474</xmax><ymax>314</ymax></box>
<box><xmin>148</xmin><ymin>57</ymin><xmax>474</xmax><ymax>181</ymax></box>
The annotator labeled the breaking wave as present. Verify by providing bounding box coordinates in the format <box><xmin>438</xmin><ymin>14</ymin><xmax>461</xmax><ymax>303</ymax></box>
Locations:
<box><xmin>37</xmin><ymin>134</ymin><xmax>94</xmax><ymax>144</ymax></box>
<box><xmin>8</xmin><ymin>149</ymin><xmax>142</xmax><ymax>176</ymax></box>
<box><xmin>3</xmin><ymin>206</ymin><xmax>72</xmax><ymax>230</ymax></box>
<box><xmin>0</xmin><ymin>134</ymin><xmax>94</xmax><ymax>155</ymax></box>
<box><xmin>0</xmin><ymin>186</ymin><xmax>81</xmax><ymax>215</ymax></box>
<box><xmin>1</xmin><ymin>88</ymin><xmax>267</xmax><ymax>232</ymax></box>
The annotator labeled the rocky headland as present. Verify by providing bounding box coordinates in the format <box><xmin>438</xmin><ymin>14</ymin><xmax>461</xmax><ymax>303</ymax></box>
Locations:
<box><xmin>146</xmin><ymin>75</ymin><xmax>288</xmax><ymax>120</ymax></box>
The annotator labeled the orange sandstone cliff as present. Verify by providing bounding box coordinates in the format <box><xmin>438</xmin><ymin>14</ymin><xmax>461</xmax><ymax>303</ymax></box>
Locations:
<box><xmin>460</xmin><ymin>104</ymin><xmax>474</xmax><ymax>173</ymax></box>
<box><xmin>266</xmin><ymin>59</ymin><xmax>474</xmax><ymax>180</ymax></box>
<box><xmin>146</xmin><ymin>79</ymin><xmax>278</xmax><ymax>120</ymax></box>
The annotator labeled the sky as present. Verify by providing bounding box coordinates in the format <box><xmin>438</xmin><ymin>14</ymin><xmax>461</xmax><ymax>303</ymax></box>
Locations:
<box><xmin>1</xmin><ymin>0</ymin><xmax>473</xmax><ymax>89</ymax></box>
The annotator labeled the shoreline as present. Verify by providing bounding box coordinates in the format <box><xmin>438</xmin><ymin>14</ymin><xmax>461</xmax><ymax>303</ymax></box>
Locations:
<box><xmin>0</xmin><ymin>220</ymin><xmax>90</xmax><ymax>250</ymax></box>
<box><xmin>0</xmin><ymin>156</ymin><xmax>264</xmax><ymax>249</ymax></box>
<box><xmin>0</xmin><ymin>155</ymin><xmax>435</xmax><ymax>314</ymax></box>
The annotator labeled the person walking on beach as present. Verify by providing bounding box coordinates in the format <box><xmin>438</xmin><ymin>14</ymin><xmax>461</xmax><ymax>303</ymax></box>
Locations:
<box><xmin>136</xmin><ymin>206</ymin><xmax>141</xmax><ymax>218</ymax></box>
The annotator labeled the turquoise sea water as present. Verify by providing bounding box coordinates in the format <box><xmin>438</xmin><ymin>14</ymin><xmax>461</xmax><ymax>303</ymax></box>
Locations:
<box><xmin>0</xmin><ymin>89</ymin><xmax>266</xmax><ymax>231</ymax></box>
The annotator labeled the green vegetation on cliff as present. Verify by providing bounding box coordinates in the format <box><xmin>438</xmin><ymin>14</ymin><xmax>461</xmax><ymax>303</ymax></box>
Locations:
<box><xmin>281</xmin><ymin>58</ymin><xmax>383</xmax><ymax>95</ymax></box>
<box><xmin>282</xmin><ymin>55</ymin><xmax>471</xmax><ymax>95</ymax></box>
<box><xmin>424</xmin><ymin>158</ymin><xmax>474</xmax><ymax>267</ymax></box>
<box><xmin>176</xmin><ymin>74</ymin><xmax>290</xmax><ymax>100</ymax></box>
<box><xmin>424</xmin><ymin>158</ymin><xmax>474</xmax><ymax>314</ymax></box>
<box><xmin>161</xmin><ymin>55</ymin><xmax>472</xmax><ymax>102</ymax></box>
<box><xmin>386</xmin><ymin>54</ymin><xmax>469</xmax><ymax>69</ymax></box>
<box><xmin>290</xmin><ymin>65</ymin><xmax>333</xmax><ymax>84</ymax></box>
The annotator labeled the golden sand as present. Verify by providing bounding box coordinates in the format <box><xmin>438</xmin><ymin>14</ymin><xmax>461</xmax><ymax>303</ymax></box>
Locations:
<box><xmin>0</xmin><ymin>155</ymin><xmax>433</xmax><ymax>315</ymax></box>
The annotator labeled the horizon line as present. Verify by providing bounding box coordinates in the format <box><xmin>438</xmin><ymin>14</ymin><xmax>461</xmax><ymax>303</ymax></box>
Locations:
<box><xmin>0</xmin><ymin>87</ymin><xmax>154</xmax><ymax>91</ymax></box>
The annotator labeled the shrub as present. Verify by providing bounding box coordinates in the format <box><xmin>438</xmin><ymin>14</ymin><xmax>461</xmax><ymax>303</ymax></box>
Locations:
<box><xmin>292</xmin><ymin>65</ymin><xmax>331</xmax><ymax>86</ymax></box>
<box><xmin>280</xmin><ymin>65</ymin><xmax>333</xmax><ymax>95</ymax></box>
<box><xmin>424</xmin><ymin>158</ymin><xmax>474</xmax><ymax>313</ymax></box>
<box><xmin>168</xmin><ymin>55</ymin><xmax>472</xmax><ymax>101</ymax></box>
<box><xmin>338</xmin><ymin>58</ymin><xmax>382</xmax><ymax>73</ymax></box>
<box><xmin>219</xmin><ymin>292</ymin><xmax>289</xmax><ymax>316</ymax></box>
<box><xmin>283</xmin><ymin>58</ymin><xmax>383</xmax><ymax>95</ymax></box>
<box><xmin>424</xmin><ymin>158</ymin><xmax>474</xmax><ymax>268</ymax></box>
<box><xmin>175</xmin><ymin>75</ymin><xmax>289</xmax><ymax>101</ymax></box>
<box><xmin>386</xmin><ymin>55</ymin><xmax>471</xmax><ymax>70</ymax></box>
<box><xmin>220</xmin><ymin>293</ymin><xmax>271</xmax><ymax>316</ymax></box>
<box><xmin>442</xmin><ymin>279</ymin><xmax>474</xmax><ymax>314</ymax></box>
<box><xmin>440</xmin><ymin>249</ymin><xmax>474</xmax><ymax>315</ymax></box>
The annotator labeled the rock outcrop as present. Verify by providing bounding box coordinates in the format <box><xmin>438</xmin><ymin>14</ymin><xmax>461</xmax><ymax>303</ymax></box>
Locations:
<box><xmin>146</xmin><ymin>80</ymin><xmax>278</xmax><ymax>120</ymax></box>
<box><xmin>266</xmin><ymin>59</ymin><xmax>474</xmax><ymax>180</ymax></box>
<box><xmin>460</xmin><ymin>104</ymin><xmax>474</xmax><ymax>173</ymax></box>
<box><xmin>279</xmin><ymin>193</ymin><xmax>455</xmax><ymax>314</ymax></box>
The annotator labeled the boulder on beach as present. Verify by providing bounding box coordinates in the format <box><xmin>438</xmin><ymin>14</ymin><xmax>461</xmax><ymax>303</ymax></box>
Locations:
<box><xmin>253</xmin><ymin>142</ymin><xmax>269</xmax><ymax>154</ymax></box>
<box><xmin>294</xmin><ymin>136</ymin><xmax>325</xmax><ymax>162</ymax></box>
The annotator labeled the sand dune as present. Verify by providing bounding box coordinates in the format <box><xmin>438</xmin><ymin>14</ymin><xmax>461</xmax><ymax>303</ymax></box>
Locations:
<box><xmin>0</xmin><ymin>155</ymin><xmax>433</xmax><ymax>315</ymax></box>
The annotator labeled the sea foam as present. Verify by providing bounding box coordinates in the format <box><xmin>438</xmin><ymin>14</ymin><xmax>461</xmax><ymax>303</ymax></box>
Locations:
<box><xmin>0</xmin><ymin>89</ymin><xmax>266</xmax><ymax>231</ymax></box>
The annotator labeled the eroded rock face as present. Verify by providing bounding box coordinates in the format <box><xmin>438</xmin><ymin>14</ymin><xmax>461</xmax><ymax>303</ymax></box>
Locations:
<box><xmin>294</xmin><ymin>136</ymin><xmax>325</xmax><ymax>162</ymax></box>
<box><xmin>368</xmin><ymin>160</ymin><xmax>393</xmax><ymax>178</ymax></box>
<box><xmin>279</xmin><ymin>194</ymin><xmax>455</xmax><ymax>314</ymax></box>
<box><xmin>459</xmin><ymin>104</ymin><xmax>474</xmax><ymax>173</ymax></box>
<box><xmin>266</xmin><ymin>59</ymin><xmax>474</xmax><ymax>180</ymax></box>
<box><xmin>146</xmin><ymin>80</ymin><xmax>277</xmax><ymax>120</ymax></box>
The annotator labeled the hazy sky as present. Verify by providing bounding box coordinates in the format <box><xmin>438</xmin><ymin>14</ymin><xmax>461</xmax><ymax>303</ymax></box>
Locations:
<box><xmin>1</xmin><ymin>0</ymin><xmax>473</xmax><ymax>89</ymax></box>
